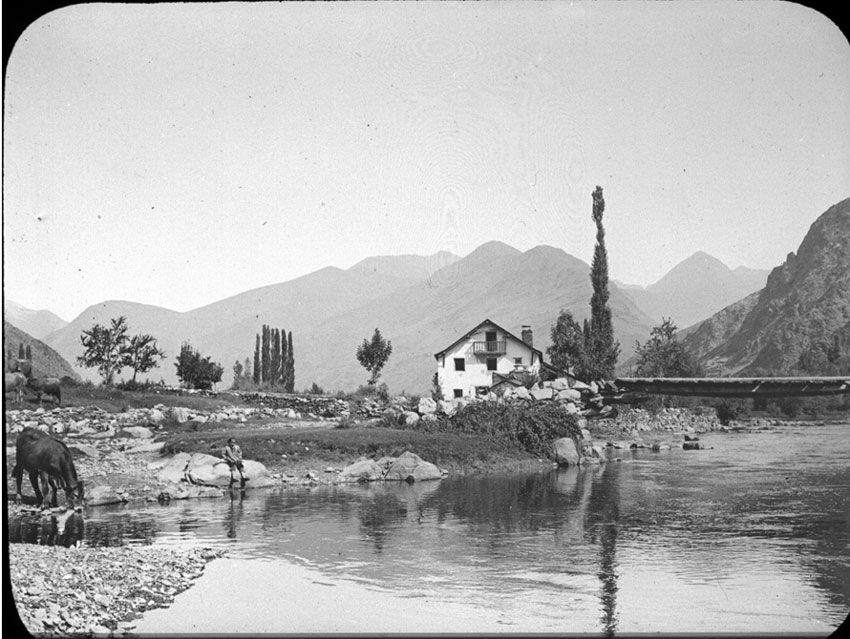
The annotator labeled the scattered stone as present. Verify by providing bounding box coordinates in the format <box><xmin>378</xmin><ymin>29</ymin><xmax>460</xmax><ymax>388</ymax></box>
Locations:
<box><xmin>553</xmin><ymin>437</ymin><xmax>580</xmax><ymax>466</ymax></box>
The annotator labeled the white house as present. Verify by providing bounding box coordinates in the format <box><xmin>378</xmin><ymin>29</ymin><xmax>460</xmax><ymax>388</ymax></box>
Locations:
<box><xmin>433</xmin><ymin>318</ymin><xmax>548</xmax><ymax>399</ymax></box>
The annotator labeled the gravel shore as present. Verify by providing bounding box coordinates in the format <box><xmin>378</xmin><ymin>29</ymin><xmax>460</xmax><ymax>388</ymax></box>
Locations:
<box><xmin>7</xmin><ymin>543</ymin><xmax>224</xmax><ymax>636</ymax></box>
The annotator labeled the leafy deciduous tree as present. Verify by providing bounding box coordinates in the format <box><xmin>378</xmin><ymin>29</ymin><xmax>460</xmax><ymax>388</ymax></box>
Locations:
<box><xmin>547</xmin><ymin>310</ymin><xmax>589</xmax><ymax>378</ymax></box>
<box><xmin>77</xmin><ymin>316</ymin><xmax>130</xmax><ymax>385</ymax></box>
<box><xmin>634</xmin><ymin>318</ymin><xmax>704</xmax><ymax>378</ymax></box>
<box><xmin>174</xmin><ymin>342</ymin><xmax>223</xmax><ymax>390</ymax></box>
<box><xmin>121</xmin><ymin>333</ymin><xmax>166</xmax><ymax>383</ymax></box>
<box><xmin>356</xmin><ymin>328</ymin><xmax>393</xmax><ymax>385</ymax></box>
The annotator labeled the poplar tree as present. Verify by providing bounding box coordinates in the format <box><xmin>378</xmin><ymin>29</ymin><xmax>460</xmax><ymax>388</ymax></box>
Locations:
<box><xmin>285</xmin><ymin>331</ymin><xmax>295</xmax><ymax>392</ymax></box>
<box><xmin>261</xmin><ymin>324</ymin><xmax>270</xmax><ymax>383</ymax></box>
<box><xmin>585</xmin><ymin>186</ymin><xmax>620</xmax><ymax>379</ymax></box>
<box><xmin>270</xmin><ymin>328</ymin><xmax>281</xmax><ymax>386</ymax></box>
<box><xmin>253</xmin><ymin>335</ymin><xmax>261</xmax><ymax>384</ymax></box>
<box><xmin>280</xmin><ymin>327</ymin><xmax>288</xmax><ymax>388</ymax></box>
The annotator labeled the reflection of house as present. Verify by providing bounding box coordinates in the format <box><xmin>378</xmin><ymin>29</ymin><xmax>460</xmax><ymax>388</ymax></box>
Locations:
<box><xmin>434</xmin><ymin>318</ymin><xmax>558</xmax><ymax>399</ymax></box>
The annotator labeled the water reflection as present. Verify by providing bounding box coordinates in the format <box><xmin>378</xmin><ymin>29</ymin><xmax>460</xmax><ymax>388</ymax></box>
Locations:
<box><xmin>47</xmin><ymin>423</ymin><xmax>850</xmax><ymax>633</ymax></box>
<box><xmin>225</xmin><ymin>490</ymin><xmax>246</xmax><ymax>539</ymax></box>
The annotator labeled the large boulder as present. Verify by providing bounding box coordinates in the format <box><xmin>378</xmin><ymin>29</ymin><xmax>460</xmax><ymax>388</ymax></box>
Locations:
<box><xmin>148</xmin><ymin>409</ymin><xmax>166</xmax><ymax>425</ymax></box>
<box><xmin>185</xmin><ymin>457</ymin><xmax>272</xmax><ymax>487</ymax></box>
<box><xmin>86</xmin><ymin>485</ymin><xmax>128</xmax><ymax>507</ymax></box>
<box><xmin>155</xmin><ymin>452</ymin><xmax>192</xmax><ymax>484</ymax></box>
<box><xmin>183</xmin><ymin>453</ymin><xmax>228</xmax><ymax>485</ymax></box>
<box><xmin>553</xmin><ymin>437</ymin><xmax>580</xmax><ymax>466</ymax></box>
<box><xmin>339</xmin><ymin>458</ymin><xmax>384</xmax><ymax>483</ymax></box>
<box><xmin>418</xmin><ymin>397</ymin><xmax>437</xmax><ymax>415</ymax></box>
<box><xmin>383</xmin><ymin>451</ymin><xmax>442</xmax><ymax>482</ymax></box>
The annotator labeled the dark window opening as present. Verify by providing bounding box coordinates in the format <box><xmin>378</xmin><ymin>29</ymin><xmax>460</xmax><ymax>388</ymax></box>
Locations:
<box><xmin>453</xmin><ymin>389</ymin><xmax>463</xmax><ymax>398</ymax></box>
<box><xmin>454</xmin><ymin>358</ymin><xmax>465</xmax><ymax>371</ymax></box>
<box><xmin>486</xmin><ymin>358</ymin><xmax>497</xmax><ymax>371</ymax></box>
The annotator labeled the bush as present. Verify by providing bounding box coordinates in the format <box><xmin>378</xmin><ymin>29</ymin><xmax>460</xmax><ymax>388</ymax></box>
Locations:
<box><xmin>393</xmin><ymin>401</ymin><xmax>581</xmax><ymax>460</ymax></box>
<box><xmin>376</xmin><ymin>383</ymin><xmax>390</xmax><ymax>403</ymax></box>
<box><xmin>308</xmin><ymin>382</ymin><xmax>325</xmax><ymax>396</ymax></box>
<box><xmin>715</xmin><ymin>400</ymin><xmax>738</xmax><ymax>425</ymax></box>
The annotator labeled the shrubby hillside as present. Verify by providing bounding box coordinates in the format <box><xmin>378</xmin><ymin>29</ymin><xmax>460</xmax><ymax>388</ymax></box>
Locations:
<box><xmin>3</xmin><ymin>321</ymin><xmax>81</xmax><ymax>380</ymax></box>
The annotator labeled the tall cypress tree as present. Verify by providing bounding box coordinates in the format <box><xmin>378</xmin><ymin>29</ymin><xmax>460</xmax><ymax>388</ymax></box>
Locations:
<box><xmin>270</xmin><ymin>328</ymin><xmax>281</xmax><ymax>386</ymax></box>
<box><xmin>261</xmin><ymin>324</ymin><xmax>271</xmax><ymax>383</ymax></box>
<box><xmin>280</xmin><ymin>327</ymin><xmax>288</xmax><ymax>388</ymax></box>
<box><xmin>285</xmin><ymin>331</ymin><xmax>295</xmax><ymax>392</ymax></box>
<box><xmin>253</xmin><ymin>334</ymin><xmax>261</xmax><ymax>384</ymax></box>
<box><xmin>586</xmin><ymin>186</ymin><xmax>620</xmax><ymax>379</ymax></box>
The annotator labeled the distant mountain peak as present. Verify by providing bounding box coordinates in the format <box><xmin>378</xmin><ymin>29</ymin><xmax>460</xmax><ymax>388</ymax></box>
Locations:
<box><xmin>464</xmin><ymin>240</ymin><xmax>522</xmax><ymax>259</ymax></box>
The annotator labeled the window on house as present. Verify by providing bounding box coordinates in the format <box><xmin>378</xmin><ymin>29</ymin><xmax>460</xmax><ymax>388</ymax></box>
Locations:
<box><xmin>514</xmin><ymin>357</ymin><xmax>523</xmax><ymax>365</ymax></box>
<box><xmin>486</xmin><ymin>358</ymin><xmax>497</xmax><ymax>371</ymax></box>
<box><xmin>453</xmin><ymin>389</ymin><xmax>463</xmax><ymax>398</ymax></box>
<box><xmin>454</xmin><ymin>358</ymin><xmax>465</xmax><ymax>371</ymax></box>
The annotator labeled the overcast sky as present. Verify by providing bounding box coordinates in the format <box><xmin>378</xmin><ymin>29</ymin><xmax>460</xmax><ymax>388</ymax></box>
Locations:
<box><xmin>4</xmin><ymin>1</ymin><xmax>849</xmax><ymax>321</ymax></box>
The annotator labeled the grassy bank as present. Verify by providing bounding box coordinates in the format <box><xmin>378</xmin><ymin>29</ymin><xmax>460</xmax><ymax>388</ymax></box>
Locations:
<box><xmin>162</xmin><ymin>425</ymin><xmax>549</xmax><ymax>475</ymax></box>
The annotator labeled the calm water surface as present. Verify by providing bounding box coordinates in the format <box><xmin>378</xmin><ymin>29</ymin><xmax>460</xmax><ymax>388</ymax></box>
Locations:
<box><xmin>85</xmin><ymin>422</ymin><xmax>850</xmax><ymax>634</ymax></box>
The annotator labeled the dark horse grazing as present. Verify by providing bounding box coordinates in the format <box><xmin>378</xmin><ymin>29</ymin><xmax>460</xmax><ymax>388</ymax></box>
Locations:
<box><xmin>12</xmin><ymin>427</ymin><xmax>84</xmax><ymax>508</ymax></box>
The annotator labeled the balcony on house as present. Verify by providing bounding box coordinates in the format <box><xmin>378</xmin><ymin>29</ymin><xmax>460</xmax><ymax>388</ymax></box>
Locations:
<box><xmin>472</xmin><ymin>340</ymin><xmax>506</xmax><ymax>355</ymax></box>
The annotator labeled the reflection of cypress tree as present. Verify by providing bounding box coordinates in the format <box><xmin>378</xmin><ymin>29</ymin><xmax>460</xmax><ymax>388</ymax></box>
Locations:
<box><xmin>585</xmin><ymin>465</ymin><xmax>621</xmax><ymax>637</ymax></box>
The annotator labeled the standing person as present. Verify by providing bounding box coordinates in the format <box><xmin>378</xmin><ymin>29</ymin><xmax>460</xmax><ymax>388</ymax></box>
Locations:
<box><xmin>222</xmin><ymin>437</ymin><xmax>249</xmax><ymax>488</ymax></box>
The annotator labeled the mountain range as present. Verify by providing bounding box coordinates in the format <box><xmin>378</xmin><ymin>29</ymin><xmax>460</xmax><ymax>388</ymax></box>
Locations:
<box><xmin>615</xmin><ymin>252</ymin><xmax>769</xmax><ymax>329</ymax></box>
<box><xmin>5</xmin><ymin>237</ymin><xmax>773</xmax><ymax>393</ymax></box>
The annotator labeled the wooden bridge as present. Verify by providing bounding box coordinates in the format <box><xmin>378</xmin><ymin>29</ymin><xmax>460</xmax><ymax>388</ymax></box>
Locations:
<box><xmin>611</xmin><ymin>377</ymin><xmax>850</xmax><ymax>398</ymax></box>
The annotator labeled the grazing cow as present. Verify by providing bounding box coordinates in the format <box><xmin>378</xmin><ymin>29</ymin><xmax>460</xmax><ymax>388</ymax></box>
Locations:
<box><xmin>4</xmin><ymin>372</ymin><xmax>27</xmax><ymax>405</ymax></box>
<box><xmin>27</xmin><ymin>377</ymin><xmax>61</xmax><ymax>406</ymax></box>
<box><xmin>12</xmin><ymin>427</ymin><xmax>84</xmax><ymax>508</ymax></box>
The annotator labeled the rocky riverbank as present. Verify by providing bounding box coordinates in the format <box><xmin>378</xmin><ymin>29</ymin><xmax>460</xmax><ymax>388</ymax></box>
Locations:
<box><xmin>7</xmin><ymin>543</ymin><xmax>225</xmax><ymax>636</ymax></box>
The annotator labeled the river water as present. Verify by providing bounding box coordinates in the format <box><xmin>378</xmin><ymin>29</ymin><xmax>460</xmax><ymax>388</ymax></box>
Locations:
<box><xmin>83</xmin><ymin>422</ymin><xmax>848</xmax><ymax>634</ymax></box>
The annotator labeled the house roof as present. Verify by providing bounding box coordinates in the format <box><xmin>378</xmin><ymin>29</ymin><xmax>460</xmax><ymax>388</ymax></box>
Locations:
<box><xmin>433</xmin><ymin>318</ymin><xmax>545</xmax><ymax>361</ymax></box>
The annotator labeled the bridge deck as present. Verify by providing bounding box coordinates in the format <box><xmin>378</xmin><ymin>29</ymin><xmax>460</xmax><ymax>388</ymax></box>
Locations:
<box><xmin>613</xmin><ymin>377</ymin><xmax>850</xmax><ymax>398</ymax></box>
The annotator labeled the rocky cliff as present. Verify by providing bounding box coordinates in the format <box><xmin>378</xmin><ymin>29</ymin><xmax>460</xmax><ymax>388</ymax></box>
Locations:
<box><xmin>681</xmin><ymin>197</ymin><xmax>850</xmax><ymax>375</ymax></box>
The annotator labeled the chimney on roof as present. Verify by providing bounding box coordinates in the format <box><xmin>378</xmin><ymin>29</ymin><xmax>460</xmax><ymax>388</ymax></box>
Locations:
<box><xmin>521</xmin><ymin>325</ymin><xmax>533</xmax><ymax>348</ymax></box>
